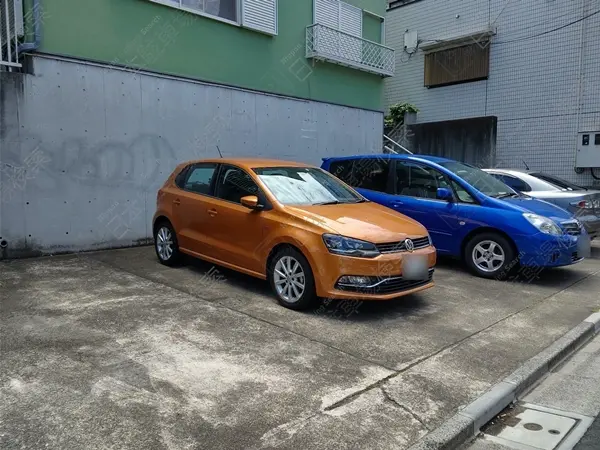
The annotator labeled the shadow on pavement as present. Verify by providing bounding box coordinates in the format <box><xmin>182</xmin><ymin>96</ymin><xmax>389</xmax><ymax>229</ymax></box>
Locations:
<box><xmin>180</xmin><ymin>254</ymin><xmax>429</xmax><ymax>321</ymax></box>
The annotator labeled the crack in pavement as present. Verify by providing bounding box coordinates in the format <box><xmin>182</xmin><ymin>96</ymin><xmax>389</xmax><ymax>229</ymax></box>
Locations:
<box><xmin>83</xmin><ymin>252</ymin><xmax>600</xmax><ymax>432</ymax></box>
<box><xmin>381</xmin><ymin>385</ymin><xmax>431</xmax><ymax>431</ymax></box>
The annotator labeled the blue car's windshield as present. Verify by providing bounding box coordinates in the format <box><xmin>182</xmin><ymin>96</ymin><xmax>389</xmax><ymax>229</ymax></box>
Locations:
<box><xmin>439</xmin><ymin>161</ymin><xmax>518</xmax><ymax>198</ymax></box>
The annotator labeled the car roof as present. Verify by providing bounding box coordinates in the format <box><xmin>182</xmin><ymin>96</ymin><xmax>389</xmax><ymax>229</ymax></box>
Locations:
<box><xmin>323</xmin><ymin>154</ymin><xmax>453</xmax><ymax>164</ymax></box>
<box><xmin>182</xmin><ymin>158</ymin><xmax>313</xmax><ymax>169</ymax></box>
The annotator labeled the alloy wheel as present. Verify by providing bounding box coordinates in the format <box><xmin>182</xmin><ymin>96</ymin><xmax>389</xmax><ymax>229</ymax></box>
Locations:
<box><xmin>472</xmin><ymin>240</ymin><xmax>505</xmax><ymax>273</ymax></box>
<box><xmin>156</xmin><ymin>226</ymin><xmax>174</xmax><ymax>261</ymax></box>
<box><xmin>273</xmin><ymin>256</ymin><xmax>306</xmax><ymax>303</ymax></box>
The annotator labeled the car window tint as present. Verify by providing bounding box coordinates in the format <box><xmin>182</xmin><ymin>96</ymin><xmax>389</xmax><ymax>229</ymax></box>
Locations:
<box><xmin>175</xmin><ymin>165</ymin><xmax>190</xmax><ymax>189</ymax></box>
<box><xmin>396</xmin><ymin>161</ymin><xmax>450</xmax><ymax>199</ymax></box>
<box><xmin>493</xmin><ymin>174</ymin><xmax>531</xmax><ymax>192</ymax></box>
<box><xmin>351</xmin><ymin>158</ymin><xmax>390</xmax><ymax>192</ymax></box>
<box><xmin>184</xmin><ymin>164</ymin><xmax>217</xmax><ymax>195</ymax></box>
<box><xmin>215</xmin><ymin>166</ymin><xmax>259</xmax><ymax>204</ymax></box>
<box><xmin>329</xmin><ymin>160</ymin><xmax>355</xmax><ymax>185</ymax></box>
<box><xmin>451</xmin><ymin>180</ymin><xmax>476</xmax><ymax>203</ymax></box>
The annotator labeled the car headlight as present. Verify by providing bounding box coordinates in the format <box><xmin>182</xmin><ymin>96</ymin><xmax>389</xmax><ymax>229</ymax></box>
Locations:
<box><xmin>523</xmin><ymin>213</ymin><xmax>562</xmax><ymax>236</ymax></box>
<box><xmin>322</xmin><ymin>234</ymin><xmax>380</xmax><ymax>258</ymax></box>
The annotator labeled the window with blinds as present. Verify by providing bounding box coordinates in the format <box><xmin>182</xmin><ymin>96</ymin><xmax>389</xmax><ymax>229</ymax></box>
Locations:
<box><xmin>314</xmin><ymin>0</ymin><xmax>363</xmax><ymax>63</ymax></box>
<box><xmin>424</xmin><ymin>42</ymin><xmax>490</xmax><ymax>88</ymax></box>
<box><xmin>147</xmin><ymin>0</ymin><xmax>278</xmax><ymax>35</ymax></box>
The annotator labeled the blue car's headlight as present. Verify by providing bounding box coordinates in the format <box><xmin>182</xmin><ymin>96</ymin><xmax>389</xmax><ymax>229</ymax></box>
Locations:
<box><xmin>523</xmin><ymin>213</ymin><xmax>562</xmax><ymax>236</ymax></box>
<box><xmin>322</xmin><ymin>234</ymin><xmax>380</xmax><ymax>258</ymax></box>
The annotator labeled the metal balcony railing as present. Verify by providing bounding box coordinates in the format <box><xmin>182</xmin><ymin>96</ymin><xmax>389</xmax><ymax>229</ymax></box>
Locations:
<box><xmin>306</xmin><ymin>23</ymin><xmax>395</xmax><ymax>77</ymax></box>
<box><xmin>1</xmin><ymin>0</ymin><xmax>23</xmax><ymax>70</ymax></box>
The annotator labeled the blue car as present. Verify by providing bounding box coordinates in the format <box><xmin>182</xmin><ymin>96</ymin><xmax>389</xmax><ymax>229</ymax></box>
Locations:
<box><xmin>321</xmin><ymin>154</ymin><xmax>592</xmax><ymax>279</ymax></box>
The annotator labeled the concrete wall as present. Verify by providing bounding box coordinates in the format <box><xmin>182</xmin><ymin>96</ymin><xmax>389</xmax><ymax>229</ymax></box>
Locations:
<box><xmin>384</xmin><ymin>0</ymin><xmax>600</xmax><ymax>184</ymax></box>
<box><xmin>0</xmin><ymin>55</ymin><xmax>383</xmax><ymax>258</ymax></box>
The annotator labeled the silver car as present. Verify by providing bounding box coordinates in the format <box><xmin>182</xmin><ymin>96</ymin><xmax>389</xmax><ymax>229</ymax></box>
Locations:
<box><xmin>483</xmin><ymin>169</ymin><xmax>600</xmax><ymax>240</ymax></box>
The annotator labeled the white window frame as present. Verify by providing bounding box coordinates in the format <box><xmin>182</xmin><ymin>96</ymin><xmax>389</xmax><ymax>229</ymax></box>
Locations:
<box><xmin>148</xmin><ymin>0</ymin><xmax>241</xmax><ymax>26</ymax></box>
<box><xmin>313</xmin><ymin>0</ymin><xmax>363</xmax><ymax>37</ymax></box>
<box><xmin>148</xmin><ymin>0</ymin><xmax>277</xmax><ymax>35</ymax></box>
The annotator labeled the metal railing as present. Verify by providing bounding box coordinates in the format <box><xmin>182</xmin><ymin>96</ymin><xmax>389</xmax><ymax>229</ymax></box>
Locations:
<box><xmin>383</xmin><ymin>134</ymin><xmax>412</xmax><ymax>154</ymax></box>
<box><xmin>306</xmin><ymin>23</ymin><xmax>395</xmax><ymax>77</ymax></box>
<box><xmin>1</xmin><ymin>0</ymin><xmax>23</xmax><ymax>70</ymax></box>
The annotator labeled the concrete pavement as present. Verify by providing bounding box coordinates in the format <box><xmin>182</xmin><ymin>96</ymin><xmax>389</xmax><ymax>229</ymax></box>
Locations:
<box><xmin>465</xmin><ymin>333</ymin><xmax>600</xmax><ymax>450</ymax></box>
<box><xmin>1</xmin><ymin>243</ymin><xmax>599</xmax><ymax>449</ymax></box>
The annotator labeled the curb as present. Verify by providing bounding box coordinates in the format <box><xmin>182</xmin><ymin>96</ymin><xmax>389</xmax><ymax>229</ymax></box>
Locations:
<box><xmin>407</xmin><ymin>312</ymin><xmax>600</xmax><ymax>450</ymax></box>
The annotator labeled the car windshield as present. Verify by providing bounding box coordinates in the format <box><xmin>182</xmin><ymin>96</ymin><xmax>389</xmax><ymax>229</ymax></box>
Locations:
<box><xmin>529</xmin><ymin>172</ymin><xmax>586</xmax><ymax>191</ymax></box>
<box><xmin>439</xmin><ymin>161</ymin><xmax>518</xmax><ymax>198</ymax></box>
<box><xmin>254</xmin><ymin>166</ymin><xmax>364</xmax><ymax>206</ymax></box>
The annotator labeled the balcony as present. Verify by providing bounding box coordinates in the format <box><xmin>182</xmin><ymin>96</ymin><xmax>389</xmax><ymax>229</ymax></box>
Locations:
<box><xmin>306</xmin><ymin>23</ymin><xmax>395</xmax><ymax>77</ymax></box>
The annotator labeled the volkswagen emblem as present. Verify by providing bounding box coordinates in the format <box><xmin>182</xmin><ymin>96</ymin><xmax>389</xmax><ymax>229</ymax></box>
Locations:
<box><xmin>404</xmin><ymin>238</ymin><xmax>415</xmax><ymax>252</ymax></box>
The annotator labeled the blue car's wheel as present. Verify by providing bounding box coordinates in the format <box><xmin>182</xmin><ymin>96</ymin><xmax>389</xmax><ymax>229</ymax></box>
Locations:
<box><xmin>464</xmin><ymin>232</ymin><xmax>516</xmax><ymax>280</ymax></box>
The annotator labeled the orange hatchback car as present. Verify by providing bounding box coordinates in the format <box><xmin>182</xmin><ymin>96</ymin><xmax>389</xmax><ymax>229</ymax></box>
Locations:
<box><xmin>153</xmin><ymin>159</ymin><xmax>437</xmax><ymax>310</ymax></box>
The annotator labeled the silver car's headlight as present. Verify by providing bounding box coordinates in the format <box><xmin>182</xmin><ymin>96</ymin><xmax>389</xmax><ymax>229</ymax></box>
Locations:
<box><xmin>523</xmin><ymin>213</ymin><xmax>562</xmax><ymax>236</ymax></box>
<box><xmin>322</xmin><ymin>234</ymin><xmax>380</xmax><ymax>258</ymax></box>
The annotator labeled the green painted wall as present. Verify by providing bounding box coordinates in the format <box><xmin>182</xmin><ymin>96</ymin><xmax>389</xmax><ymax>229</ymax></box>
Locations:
<box><xmin>33</xmin><ymin>0</ymin><xmax>387</xmax><ymax>111</ymax></box>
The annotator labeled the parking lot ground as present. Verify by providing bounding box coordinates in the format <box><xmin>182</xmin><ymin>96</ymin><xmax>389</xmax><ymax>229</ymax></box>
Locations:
<box><xmin>1</xmin><ymin>243</ymin><xmax>599</xmax><ymax>449</ymax></box>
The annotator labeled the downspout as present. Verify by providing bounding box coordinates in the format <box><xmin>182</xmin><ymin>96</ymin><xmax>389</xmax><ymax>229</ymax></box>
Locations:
<box><xmin>18</xmin><ymin>0</ymin><xmax>41</xmax><ymax>53</ymax></box>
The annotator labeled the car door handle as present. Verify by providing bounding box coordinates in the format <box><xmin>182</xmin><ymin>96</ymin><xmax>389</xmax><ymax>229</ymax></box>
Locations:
<box><xmin>208</xmin><ymin>209</ymin><xmax>218</xmax><ymax>217</ymax></box>
<box><xmin>173</xmin><ymin>199</ymin><xmax>181</xmax><ymax>206</ymax></box>
<box><xmin>391</xmin><ymin>201</ymin><xmax>403</xmax><ymax>207</ymax></box>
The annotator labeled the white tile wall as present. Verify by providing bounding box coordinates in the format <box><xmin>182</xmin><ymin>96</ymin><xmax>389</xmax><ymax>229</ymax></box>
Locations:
<box><xmin>385</xmin><ymin>0</ymin><xmax>600</xmax><ymax>184</ymax></box>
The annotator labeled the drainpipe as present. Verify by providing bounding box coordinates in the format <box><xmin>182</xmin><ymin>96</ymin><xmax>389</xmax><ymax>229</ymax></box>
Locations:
<box><xmin>18</xmin><ymin>0</ymin><xmax>41</xmax><ymax>53</ymax></box>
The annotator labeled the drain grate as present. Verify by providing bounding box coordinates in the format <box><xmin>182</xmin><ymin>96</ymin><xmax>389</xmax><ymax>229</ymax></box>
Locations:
<box><xmin>481</xmin><ymin>403</ymin><xmax>595</xmax><ymax>450</ymax></box>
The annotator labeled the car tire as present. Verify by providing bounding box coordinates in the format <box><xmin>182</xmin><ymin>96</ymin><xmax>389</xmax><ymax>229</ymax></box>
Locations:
<box><xmin>268</xmin><ymin>247</ymin><xmax>317</xmax><ymax>310</ymax></box>
<box><xmin>154</xmin><ymin>220</ymin><xmax>182</xmax><ymax>266</ymax></box>
<box><xmin>464</xmin><ymin>232</ymin><xmax>516</xmax><ymax>280</ymax></box>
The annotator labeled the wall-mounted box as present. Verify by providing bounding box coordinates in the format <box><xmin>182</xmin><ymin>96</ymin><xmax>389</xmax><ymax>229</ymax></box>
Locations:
<box><xmin>575</xmin><ymin>131</ymin><xmax>600</xmax><ymax>168</ymax></box>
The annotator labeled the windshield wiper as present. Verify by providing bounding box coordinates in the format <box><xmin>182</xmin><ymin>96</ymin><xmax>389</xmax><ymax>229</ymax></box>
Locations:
<box><xmin>494</xmin><ymin>192</ymin><xmax>520</xmax><ymax>199</ymax></box>
<box><xmin>314</xmin><ymin>200</ymin><xmax>341</xmax><ymax>205</ymax></box>
<box><xmin>314</xmin><ymin>199</ymin><xmax>366</xmax><ymax>205</ymax></box>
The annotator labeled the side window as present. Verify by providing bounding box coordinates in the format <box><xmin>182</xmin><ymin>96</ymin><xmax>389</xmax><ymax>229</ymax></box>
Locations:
<box><xmin>351</xmin><ymin>158</ymin><xmax>391</xmax><ymax>192</ymax></box>
<box><xmin>175</xmin><ymin>165</ymin><xmax>190</xmax><ymax>189</ymax></box>
<box><xmin>329</xmin><ymin>160</ymin><xmax>356</xmax><ymax>185</ymax></box>
<box><xmin>395</xmin><ymin>161</ymin><xmax>450</xmax><ymax>199</ymax></box>
<box><xmin>183</xmin><ymin>164</ymin><xmax>217</xmax><ymax>195</ymax></box>
<box><xmin>451</xmin><ymin>180</ymin><xmax>476</xmax><ymax>203</ymax></box>
<box><xmin>215</xmin><ymin>165</ymin><xmax>259</xmax><ymax>204</ymax></box>
<box><xmin>494</xmin><ymin>174</ymin><xmax>531</xmax><ymax>192</ymax></box>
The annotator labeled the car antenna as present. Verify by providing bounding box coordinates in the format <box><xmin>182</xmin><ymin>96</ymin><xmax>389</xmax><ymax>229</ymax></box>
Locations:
<box><xmin>216</xmin><ymin>145</ymin><xmax>223</xmax><ymax>158</ymax></box>
<box><xmin>522</xmin><ymin>159</ymin><xmax>530</xmax><ymax>171</ymax></box>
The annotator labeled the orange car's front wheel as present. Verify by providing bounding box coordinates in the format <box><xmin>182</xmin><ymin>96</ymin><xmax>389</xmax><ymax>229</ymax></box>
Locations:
<box><xmin>268</xmin><ymin>247</ymin><xmax>317</xmax><ymax>310</ymax></box>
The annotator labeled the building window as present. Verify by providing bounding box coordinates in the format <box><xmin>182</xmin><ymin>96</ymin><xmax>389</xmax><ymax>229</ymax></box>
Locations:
<box><xmin>424</xmin><ymin>42</ymin><xmax>490</xmax><ymax>88</ymax></box>
<box><xmin>149</xmin><ymin>0</ymin><xmax>278</xmax><ymax>35</ymax></box>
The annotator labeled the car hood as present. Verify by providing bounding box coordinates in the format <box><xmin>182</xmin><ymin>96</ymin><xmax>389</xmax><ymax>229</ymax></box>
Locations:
<box><xmin>286</xmin><ymin>201</ymin><xmax>428</xmax><ymax>243</ymax></box>
<box><xmin>500</xmin><ymin>196</ymin><xmax>573</xmax><ymax>222</ymax></box>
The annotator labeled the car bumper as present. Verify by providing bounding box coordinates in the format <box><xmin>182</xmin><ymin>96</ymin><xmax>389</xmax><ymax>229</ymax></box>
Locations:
<box><xmin>313</xmin><ymin>246</ymin><xmax>437</xmax><ymax>300</ymax></box>
<box><xmin>513</xmin><ymin>231</ymin><xmax>590</xmax><ymax>268</ymax></box>
<box><xmin>579</xmin><ymin>214</ymin><xmax>600</xmax><ymax>240</ymax></box>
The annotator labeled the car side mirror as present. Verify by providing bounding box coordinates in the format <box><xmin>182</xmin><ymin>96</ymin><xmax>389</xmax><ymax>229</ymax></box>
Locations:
<box><xmin>240</xmin><ymin>195</ymin><xmax>262</xmax><ymax>210</ymax></box>
<box><xmin>436</xmin><ymin>187</ymin><xmax>454</xmax><ymax>202</ymax></box>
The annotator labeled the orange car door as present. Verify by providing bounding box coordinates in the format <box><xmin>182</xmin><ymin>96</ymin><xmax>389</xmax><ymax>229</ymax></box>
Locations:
<box><xmin>172</xmin><ymin>163</ymin><xmax>220</xmax><ymax>256</ymax></box>
<box><xmin>207</xmin><ymin>165</ymin><xmax>269</xmax><ymax>274</ymax></box>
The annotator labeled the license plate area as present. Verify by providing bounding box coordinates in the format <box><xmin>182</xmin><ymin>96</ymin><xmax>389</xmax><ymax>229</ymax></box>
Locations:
<box><xmin>402</xmin><ymin>254</ymin><xmax>429</xmax><ymax>280</ymax></box>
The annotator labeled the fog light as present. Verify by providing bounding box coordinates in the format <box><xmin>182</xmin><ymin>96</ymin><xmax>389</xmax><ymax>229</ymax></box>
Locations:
<box><xmin>338</xmin><ymin>275</ymin><xmax>372</xmax><ymax>286</ymax></box>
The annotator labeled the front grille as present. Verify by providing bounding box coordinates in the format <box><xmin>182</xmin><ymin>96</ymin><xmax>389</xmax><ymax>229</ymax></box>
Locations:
<box><xmin>375</xmin><ymin>236</ymin><xmax>430</xmax><ymax>253</ymax></box>
<box><xmin>572</xmin><ymin>252</ymin><xmax>584</xmax><ymax>263</ymax></box>
<box><xmin>336</xmin><ymin>268</ymin><xmax>434</xmax><ymax>295</ymax></box>
<box><xmin>562</xmin><ymin>220</ymin><xmax>582</xmax><ymax>236</ymax></box>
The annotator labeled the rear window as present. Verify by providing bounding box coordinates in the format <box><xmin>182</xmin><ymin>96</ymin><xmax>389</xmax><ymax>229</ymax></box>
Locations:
<box><xmin>529</xmin><ymin>173</ymin><xmax>585</xmax><ymax>191</ymax></box>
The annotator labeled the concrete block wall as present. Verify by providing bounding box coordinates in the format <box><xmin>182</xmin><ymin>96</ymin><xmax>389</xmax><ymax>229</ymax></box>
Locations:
<box><xmin>0</xmin><ymin>56</ymin><xmax>383</xmax><ymax>258</ymax></box>
<box><xmin>385</xmin><ymin>0</ymin><xmax>600</xmax><ymax>184</ymax></box>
